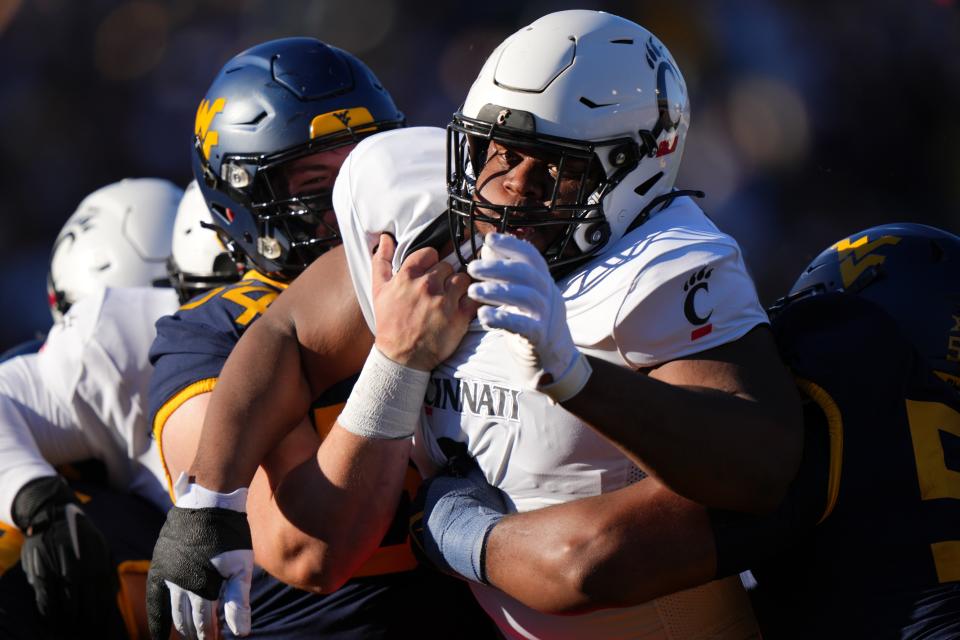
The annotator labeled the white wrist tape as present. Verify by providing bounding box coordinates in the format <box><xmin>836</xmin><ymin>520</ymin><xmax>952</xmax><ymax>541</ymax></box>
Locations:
<box><xmin>172</xmin><ymin>472</ymin><xmax>248</xmax><ymax>512</ymax></box>
<box><xmin>337</xmin><ymin>346</ymin><xmax>430</xmax><ymax>439</ymax></box>
<box><xmin>539</xmin><ymin>351</ymin><xmax>592</xmax><ymax>404</ymax></box>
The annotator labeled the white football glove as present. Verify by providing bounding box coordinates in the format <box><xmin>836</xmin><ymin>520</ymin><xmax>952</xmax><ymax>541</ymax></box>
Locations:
<box><xmin>466</xmin><ymin>232</ymin><xmax>592</xmax><ymax>402</ymax></box>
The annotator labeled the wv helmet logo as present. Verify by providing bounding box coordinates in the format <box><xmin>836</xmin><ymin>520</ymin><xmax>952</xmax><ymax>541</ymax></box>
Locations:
<box><xmin>683</xmin><ymin>266</ymin><xmax>713</xmax><ymax>341</ymax></box>
<box><xmin>833</xmin><ymin>234</ymin><xmax>901</xmax><ymax>288</ymax></box>
<box><xmin>332</xmin><ymin>110</ymin><xmax>352</xmax><ymax>127</ymax></box>
<box><xmin>309</xmin><ymin>107</ymin><xmax>375</xmax><ymax>139</ymax></box>
<box><xmin>195</xmin><ymin>98</ymin><xmax>226</xmax><ymax>160</ymax></box>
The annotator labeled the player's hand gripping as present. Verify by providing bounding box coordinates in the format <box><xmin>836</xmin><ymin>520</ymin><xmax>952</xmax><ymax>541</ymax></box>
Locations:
<box><xmin>147</xmin><ymin>473</ymin><xmax>253</xmax><ymax>640</ymax></box>
<box><xmin>12</xmin><ymin>476</ymin><xmax>123</xmax><ymax>636</ymax></box>
<box><xmin>467</xmin><ymin>232</ymin><xmax>592</xmax><ymax>402</ymax></box>
<box><xmin>372</xmin><ymin>233</ymin><xmax>478</xmax><ymax>371</ymax></box>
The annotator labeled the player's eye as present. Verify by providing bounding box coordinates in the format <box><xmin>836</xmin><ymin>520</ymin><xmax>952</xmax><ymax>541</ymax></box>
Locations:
<box><xmin>490</xmin><ymin>142</ymin><xmax>522</xmax><ymax>168</ymax></box>
<box><xmin>502</xmin><ymin>149</ymin><xmax>522</xmax><ymax>167</ymax></box>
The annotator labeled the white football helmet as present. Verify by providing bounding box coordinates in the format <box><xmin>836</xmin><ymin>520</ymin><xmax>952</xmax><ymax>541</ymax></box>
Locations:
<box><xmin>47</xmin><ymin>178</ymin><xmax>182</xmax><ymax>321</ymax></box>
<box><xmin>167</xmin><ymin>180</ymin><xmax>241</xmax><ymax>303</ymax></box>
<box><xmin>448</xmin><ymin>10</ymin><xmax>694</xmax><ymax>271</ymax></box>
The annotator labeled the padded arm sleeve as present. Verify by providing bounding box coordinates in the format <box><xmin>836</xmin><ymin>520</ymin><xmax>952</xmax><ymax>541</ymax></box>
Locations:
<box><xmin>0</xmin><ymin>363</ymin><xmax>60</xmax><ymax>526</ymax></box>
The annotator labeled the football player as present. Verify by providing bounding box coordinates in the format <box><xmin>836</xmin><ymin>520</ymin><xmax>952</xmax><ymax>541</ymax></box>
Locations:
<box><xmin>146</xmin><ymin>36</ymin><xmax>491</xmax><ymax>640</ymax></box>
<box><xmin>416</xmin><ymin>222</ymin><xmax>960</xmax><ymax>639</ymax></box>
<box><xmin>0</xmin><ymin>178</ymin><xmax>236</xmax><ymax>639</ymax></box>
<box><xmin>147</xmin><ymin>11</ymin><xmax>801</xmax><ymax>639</ymax></box>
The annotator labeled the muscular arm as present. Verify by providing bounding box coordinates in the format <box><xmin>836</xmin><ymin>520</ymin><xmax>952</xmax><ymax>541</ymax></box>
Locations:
<box><xmin>168</xmin><ymin>240</ymin><xmax>472</xmax><ymax>592</ymax></box>
<box><xmin>485</xmin><ymin>478</ymin><xmax>717</xmax><ymax>613</ymax></box>
<box><xmin>0</xmin><ymin>383</ymin><xmax>59</xmax><ymax>526</ymax></box>
<box><xmin>484</xmin><ymin>396</ymin><xmax>819</xmax><ymax>614</ymax></box>
<box><xmin>162</xmin><ymin>246</ymin><xmax>411</xmax><ymax>591</ymax></box>
<box><xmin>163</xmin><ymin>394</ymin><xmax>409</xmax><ymax>592</ymax></box>
<box><xmin>189</xmin><ymin>245</ymin><xmax>373</xmax><ymax>491</ymax></box>
<box><xmin>565</xmin><ymin>326</ymin><xmax>803</xmax><ymax>513</ymax></box>
<box><xmin>468</xmin><ymin>233</ymin><xmax>801</xmax><ymax>513</ymax></box>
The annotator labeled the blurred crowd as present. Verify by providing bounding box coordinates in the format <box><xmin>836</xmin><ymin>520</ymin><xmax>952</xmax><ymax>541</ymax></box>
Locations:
<box><xmin>1</xmin><ymin>0</ymin><xmax>958</xmax><ymax>351</ymax></box>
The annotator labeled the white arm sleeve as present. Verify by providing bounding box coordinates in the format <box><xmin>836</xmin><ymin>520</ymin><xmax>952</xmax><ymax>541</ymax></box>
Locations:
<box><xmin>0</xmin><ymin>357</ymin><xmax>69</xmax><ymax>527</ymax></box>
<box><xmin>37</xmin><ymin>288</ymin><xmax>176</xmax><ymax>497</ymax></box>
<box><xmin>0</xmin><ymin>287</ymin><xmax>178</xmax><ymax>526</ymax></box>
<box><xmin>613</xmin><ymin>242</ymin><xmax>769</xmax><ymax>368</ymax></box>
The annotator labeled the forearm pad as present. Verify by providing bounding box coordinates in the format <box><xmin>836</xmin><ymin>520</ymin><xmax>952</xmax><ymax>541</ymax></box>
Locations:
<box><xmin>410</xmin><ymin>460</ymin><xmax>507</xmax><ymax>584</ymax></box>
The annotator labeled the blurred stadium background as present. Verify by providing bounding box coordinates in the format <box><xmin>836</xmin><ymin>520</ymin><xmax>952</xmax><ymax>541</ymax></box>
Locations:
<box><xmin>0</xmin><ymin>0</ymin><xmax>957</xmax><ymax>351</ymax></box>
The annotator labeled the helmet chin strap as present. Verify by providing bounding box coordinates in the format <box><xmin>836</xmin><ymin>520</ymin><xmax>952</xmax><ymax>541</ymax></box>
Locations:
<box><xmin>624</xmin><ymin>188</ymin><xmax>705</xmax><ymax>236</ymax></box>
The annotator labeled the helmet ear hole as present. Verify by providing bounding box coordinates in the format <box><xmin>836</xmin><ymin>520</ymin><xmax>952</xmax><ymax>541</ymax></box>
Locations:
<box><xmin>608</xmin><ymin>143</ymin><xmax>638</xmax><ymax>171</ymax></box>
<box><xmin>591</xmin><ymin>220</ymin><xmax>610</xmax><ymax>246</ymax></box>
<box><xmin>574</xmin><ymin>218</ymin><xmax>610</xmax><ymax>251</ymax></box>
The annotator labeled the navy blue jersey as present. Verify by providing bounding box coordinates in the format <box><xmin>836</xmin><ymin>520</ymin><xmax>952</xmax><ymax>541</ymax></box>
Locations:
<box><xmin>148</xmin><ymin>271</ymin><xmax>285</xmax><ymax>435</ymax></box>
<box><xmin>712</xmin><ymin>293</ymin><xmax>960</xmax><ymax>638</ymax></box>
<box><xmin>148</xmin><ymin>272</ymin><xmax>495</xmax><ymax>638</ymax></box>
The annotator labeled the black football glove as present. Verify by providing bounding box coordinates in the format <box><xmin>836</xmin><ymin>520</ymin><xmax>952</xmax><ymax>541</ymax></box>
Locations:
<box><xmin>147</xmin><ymin>504</ymin><xmax>253</xmax><ymax>640</ymax></box>
<box><xmin>409</xmin><ymin>442</ymin><xmax>508</xmax><ymax>584</ymax></box>
<box><xmin>11</xmin><ymin>475</ymin><xmax>122</xmax><ymax>636</ymax></box>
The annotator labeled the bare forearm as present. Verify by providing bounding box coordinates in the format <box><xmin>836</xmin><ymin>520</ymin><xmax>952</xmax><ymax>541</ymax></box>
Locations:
<box><xmin>261</xmin><ymin>425</ymin><xmax>411</xmax><ymax>591</ymax></box>
<box><xmin>564</xmin><ymin>330</ymin><xmax>802</xmax><ymax>512</ymax></box>
<box><xmin>485</xmin><ymin>479</ymin><xmax>716</xmax><ymax>613</ymax></box>
<box><xmin>190</xmin><ymin>313</ymin><xmax>312</xmax><ymax>492</ymax></box>
<box><xmin>190</xmin><ymin>246</ymin><xmax>372</xmax><ymax>492</ymax></box>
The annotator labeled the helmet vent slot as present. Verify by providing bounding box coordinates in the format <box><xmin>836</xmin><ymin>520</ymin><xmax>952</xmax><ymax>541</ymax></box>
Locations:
<box><xmin>634</xmin><ymin>171</ymin><xmax>663</xmax><ymax>196</ymax></box>
<box><xmin>610</xmin><ymin>38</ymin><xmax>634</xmax><ymax>45</ymax></box>
<box><xmin>239</xmin><ymin>111</ymin><xmax>268</xmax><ymax>126</ymax></box>
<box><xmin>579</xmin><ymin>96</ymin><xmax>616</xmax><ymax>109</ymax></box>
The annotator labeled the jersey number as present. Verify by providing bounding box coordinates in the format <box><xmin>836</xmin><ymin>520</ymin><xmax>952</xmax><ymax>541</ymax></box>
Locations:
<box><xmin>180</xmin><ymin>285</ymin><xmax>278</xmax><ymax>326</ymax></box>
<box><xmin>906</xmin><ymin>400</ymin><xmax>960</xmax><ymax>583</ymax></box>
<box><xmin>222</xmin><ymin>286</ymin><xmax>278</xmax><ymax>326</ymax></box>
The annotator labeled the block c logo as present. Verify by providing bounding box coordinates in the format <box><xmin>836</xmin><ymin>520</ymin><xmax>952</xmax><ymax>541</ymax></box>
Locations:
<box><xmin>683</xmin><ymin>266</ymin><xmax>713</xmax><ymax>340</ymax></box>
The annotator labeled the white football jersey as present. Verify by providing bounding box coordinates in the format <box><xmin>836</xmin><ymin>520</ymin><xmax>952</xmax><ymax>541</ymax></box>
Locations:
<box><xmin>562</xmin><ymin>197</ymin><xmax>769</xmax><ymax>368</ymax></box>
<box><xmin>336</xmin><ymin>127</ymin><xmax>763</xmax><ymax>639</ymax></box>
<box><xmin>334</xmin><ymin>126</ymin><xmax>455</xmax><ymax>333</ymax></box>
<box><xmin>0</xmin><ymin>287</ymin><xmax>176</xmax><ymax>525</ymax></box>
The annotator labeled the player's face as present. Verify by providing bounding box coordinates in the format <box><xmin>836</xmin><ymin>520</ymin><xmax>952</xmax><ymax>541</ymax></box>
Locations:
<box><xmin>472</xmin><ymin>140</ymin><xmax>601</xmax><ymax>253</ymax></box>
<box><xmin>276</xmin><ymin>143</ymin><xmax>356</xmax><ymax>233</ymax></box>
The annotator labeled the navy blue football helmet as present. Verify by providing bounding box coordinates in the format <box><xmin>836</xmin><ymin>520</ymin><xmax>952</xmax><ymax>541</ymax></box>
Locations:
<box><xmin>192</xmin><ymin>37</ymin><xmax>404</xmax><ymax>279</ymax></box>
<box><xmin>779</xmin><ymin>223</ymin><xmax>960</xmax><ymax>385</ymax></box>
